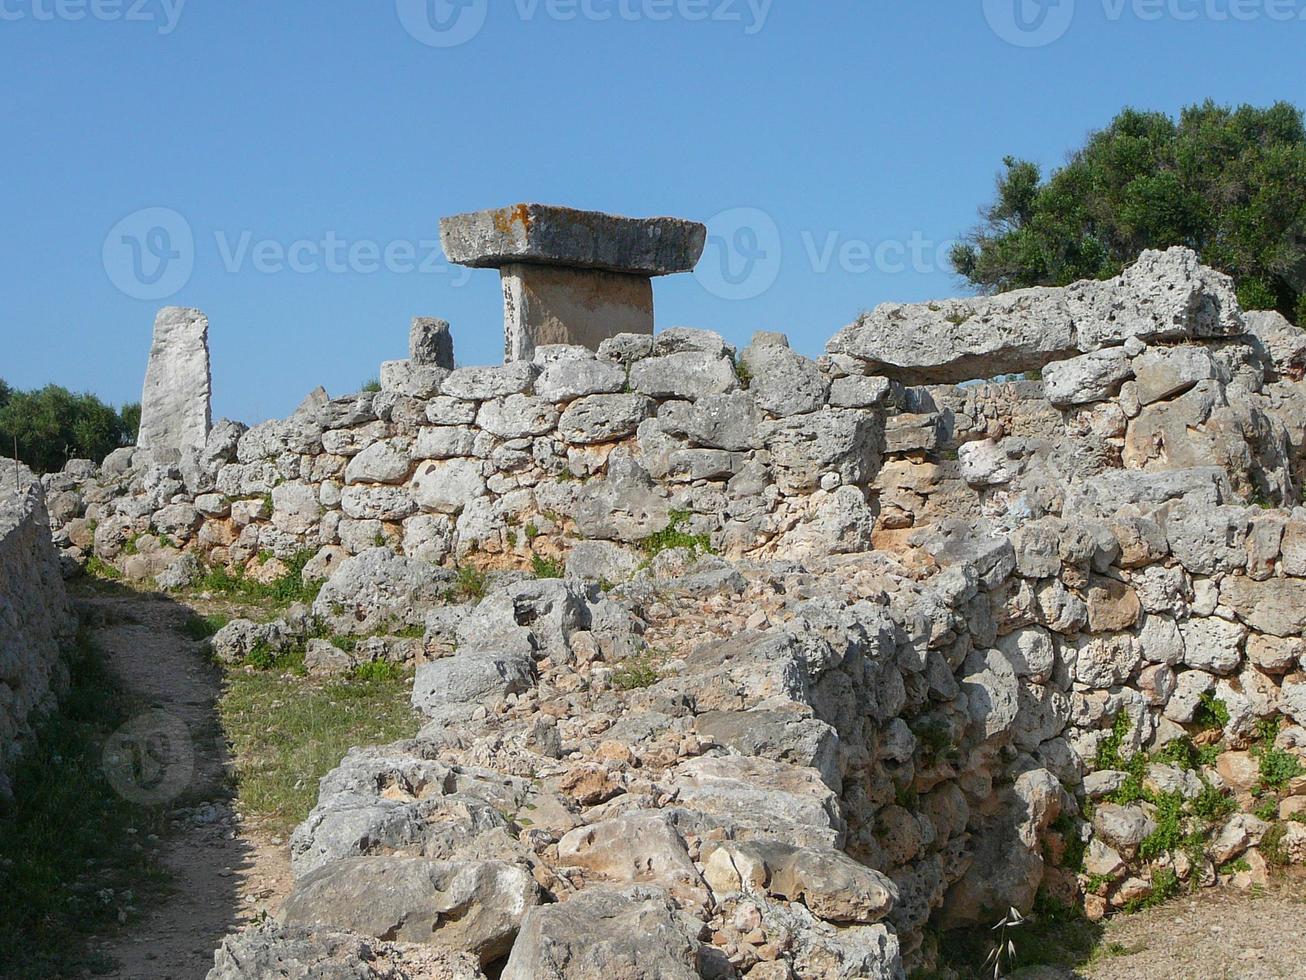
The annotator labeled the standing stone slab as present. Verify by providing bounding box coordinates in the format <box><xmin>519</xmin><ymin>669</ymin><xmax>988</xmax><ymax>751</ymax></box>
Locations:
<box><xmin>138</xmin><ymin>307</ymin><xmax>212</xmax><ymax>453</ymax></box>
<box><xmin>440</xmin><ymin>204</ymin><xmax>707</xmax><ymax>362</ymax></box>
<box><xmin>410</xmin><ymin>317</ymin><xmax>455</xmax><ymax>369</ymax></box>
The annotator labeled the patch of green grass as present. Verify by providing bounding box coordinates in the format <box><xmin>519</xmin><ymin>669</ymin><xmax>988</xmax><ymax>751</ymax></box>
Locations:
<box><xmin>361</xmin><ymin>378</ymin><xmax>381</xmax><ymax>393</ymax></box>
<box><xmin>180</xmin><ymin>612</ymin><xmax>229</xmax><ymax>641</ymax></box>
<box><xmin>241</xmin><ymin>643</ymin><xmax>306</xmax><ymax>676</ymax></box>
<box><xmin>218</xmin><ymin>668</ymin><xmax>419</xmax><ymax>834</ymax></box>
<box><xmin>639</xmin><ymin>509</ymin><xmax>715</xmax><ymax>561</ymax></box>
<box><xmin>451</xmin><ymin>564</ymin><xmax>488</xmax><ymax>601</ymax></box>
<box><xmin>194</xmin><ymin>549</ymin><xmax>321</xmax><ymax>610</ymax></box>
<box><xmin>1261</xmin><ymin>822</ymin><xmax>1292</xmax><ymax>867</ymax></box>
<box><xmin>1219</xmin><ymin>857</ymin><xmax>1251</xmax><ymax>875</ymax></box>
<box><xmin>0</xmin><ymin>630</ymin><xmax>171</xmax><ymax>979</ymax></box>
<box><xmin>84</xmin><ymin>555</ymin><xmax>121</xmax><ymax>581</ymax></box>
<box><xmin>530</xmin><ymin>553</ymin><xmax>564</xmax><ymax>579</ymax></box>
<box><xmin>613</xmin><ymin>655</ymin><xmax>661</xmax><ymax>691</ymax></box>
<box><xmin>350</xmin><ymin>660</ymin><xmax>405</xmax><ymax>683</ymax></box>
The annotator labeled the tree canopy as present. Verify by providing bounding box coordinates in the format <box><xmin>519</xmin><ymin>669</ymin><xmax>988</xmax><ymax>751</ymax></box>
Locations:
<box><xmin>951</xmin><ymin>101</ymin><xmax>1306</xmax><ymax>324</ymax></box>
<box><xmin>0</xmin><ymin>382</ymin><xmax>139</xmax><ymax>474</ymax></box>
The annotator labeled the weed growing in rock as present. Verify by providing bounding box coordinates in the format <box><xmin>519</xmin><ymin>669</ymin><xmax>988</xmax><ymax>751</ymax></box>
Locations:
<box><xmin>452</xmin><ymin>564</ymin><xmax>488</xmax><ymax>601</ymax></box>
<box><xmin>1194</xmin><ymin>693</ymin><xmax>1230</xmax><ymax>730</ymax></box>
<box><xmin>640</xmin><ymin>509</ymin><xmax>714</xmax><ymax>561</ymax></box>
<box><xmin>613</xmin><ymin>655</ymin><xmax>661</xmax><ymax>691</ymax></box>
<box><xmin>194</xmin><ymin>550</ymin><xmax>321</xmax><ymax>609</ymax></box>
<box><xmin>530</xmin><ymin>554</ymin><xmax>564</xmax><ymax>579</ymax></box>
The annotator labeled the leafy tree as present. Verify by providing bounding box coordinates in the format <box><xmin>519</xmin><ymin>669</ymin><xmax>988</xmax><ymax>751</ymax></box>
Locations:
<box><xmin>952</xmin><ymin>101</ymin><xmax>1306</xmax><ymax>323</ymax></box>
<box><xmin>119</xmin><ymin>402</ymin><xmax>141</xmax><ymax>444</ymax></box>
<box><xmin>0</xmin><ymin>384</ymin><xmax>131</xmax><ymax>473</ymax></box>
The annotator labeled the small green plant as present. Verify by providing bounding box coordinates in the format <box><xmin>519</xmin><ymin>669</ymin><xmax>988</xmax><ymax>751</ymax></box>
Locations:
<box><xmin>1138</xmin><ymin>792</ymin><xmax>1184</xmax><ymax>861</ymax></box>
<box><xmin>640</xmin><ymin>509</ymin><xmax>715</xmax><ymax>561</ymax></box>
<box><xmin>1261</xmin><ymin>822</ymin><xmax>1291</xmax><ymax>867</ymax></box>
<box><xmin>242</xmin><ymin>643</ymin><xmax>306</xmax><ymax>676</ymax></box>
<box><xmin>1255</xmin><ymin>798</ymin><xmax>1281</xmax><ymax>822</ymax></box>
<box><xmin>1051</xmin><ymin>812</ymin><xmax>1086</xmax><ymax>873</ymax></box>
<box><xmin>351</xmin><ymin>660</ymin><xmax>405</xmax><ymax>682</ymax></box>
<box><xmin>361</xmin><ymin>378</ymin><xmax>381</xmax><ymax>392</ymax></box>
<box><xmin>84</xmin><ymin>555</ymin><xmax>121</xmax><ymax>580</ymax></box>
<box><xmin>1219</xmin><ymin>857</ymin><xmax>1251</xmax><ymax>876</ymax></box>
<box><xmin>613</xmin><ymin>655</ymin><xmax>661</xmax><ymax>691</ymax></box>
<box><xmin>1194</xmin><ymin>693</ymin><xmax>1230</xmax><ymax>730</ymax></box>
<box><xmin>1191</xmin><ymin>780</ymin><xmax>1237</xmax><ymax>822</ymax></box>
<box><xmin>732</xmin><ymin>352</ymin><xmax>753</xmax><ymax>389</ymax></box>
<box><xmin>530</xmin><ymin>553</ymin><xmax>564</xmax><ymax>579</ymax></box>
<box><xmin>1252</xmin><ymin>717</ymin><xmax>1303</xmax><ymax>790</ymax></box>
<box><xmin>180</xmin><ymin>612</ymin><xmax>229</xmax><ymax>641</ymax></box>
<box><xmin>452</xmin><ymin>564</ymin><xmax>489</xmax><ymax>601</ymax></box>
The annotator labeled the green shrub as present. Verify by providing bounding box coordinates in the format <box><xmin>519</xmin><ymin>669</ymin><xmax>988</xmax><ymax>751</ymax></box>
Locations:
<box><xmin>1194</xmin><ymin>693</ymin><xmax>1230</xmax><ymax>730</ymax></box>
<box><xmin>452</xmin><ymin>564</ymin><xmax>488</xmax><ymax>601</ymax></box>
<box><xmin>613</xmin><ymin>656</ymin><xmax>661</xmax><ymax>691</ymax></box>
<box><xmin>180</xmin><ymin>612</ymin><xmax>228</xmax><ymax>641</ymax></box>
<box><xmin>640</xmin><ymin>510</ymin><xmax>714</xmax><ymax>561</ymax></box>
<box><xmin>530</xmin><ymin>554</ymin><xmax>564</xmax><ymax>579</ymax></box>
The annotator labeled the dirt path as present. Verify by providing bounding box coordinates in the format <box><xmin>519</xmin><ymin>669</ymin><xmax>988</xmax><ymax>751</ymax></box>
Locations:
<box><xmin>1077</xmin><ymin>873</ymin><xmax>1306</xmax><ymax>980</ymax></box>
<box><xmin>85</xmin><ymin>592</ymin><xmax>291</xmax><ymax>980</ymax></box>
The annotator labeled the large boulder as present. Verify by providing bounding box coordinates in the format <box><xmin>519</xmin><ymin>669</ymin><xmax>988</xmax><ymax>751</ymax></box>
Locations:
<box><xmin>827</xmin><ymin>248</ymin><xmax>1241</xmax><ymax>383</ymax></box>
<box><xmin>500</xmin><ymin>885</ymin><xmax>702</xmax><ymax>980</ymax></box>
<box><xmin>312</xmin><ymin>548</ymin><xmax>453</xmax><ymax>635</ymax></box>
<box><xmin>279</xmin><ymin>857</ymin><xmax>538</xmax><ymax>963</ymax></box>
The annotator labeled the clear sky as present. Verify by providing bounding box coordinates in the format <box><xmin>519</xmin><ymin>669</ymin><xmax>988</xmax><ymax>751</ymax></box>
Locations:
<box><xmin>2</xmin><ymin>0</ymin><xmax>1302</xmax><ymax>424</ymax></box>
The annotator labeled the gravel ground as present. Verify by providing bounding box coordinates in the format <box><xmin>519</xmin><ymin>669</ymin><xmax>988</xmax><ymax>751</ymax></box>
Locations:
<box><xmin>1016</xmin><ymin>871</ymin><xmax>1306</xmax><ymax>980</ymax></box>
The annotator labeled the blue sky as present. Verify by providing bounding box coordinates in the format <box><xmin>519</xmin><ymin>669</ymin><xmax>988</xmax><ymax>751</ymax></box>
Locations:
<box><xmin>1</xmin><ymin>0</ymin><xmax>1302</xmax><ymax>423</ymax></box>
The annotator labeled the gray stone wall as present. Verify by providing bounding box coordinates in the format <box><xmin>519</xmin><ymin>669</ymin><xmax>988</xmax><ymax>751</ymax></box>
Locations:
<box><xmin>0</xmin><ymin>461</ymin><xmax>76</xmax><ymax>799</ymax></box>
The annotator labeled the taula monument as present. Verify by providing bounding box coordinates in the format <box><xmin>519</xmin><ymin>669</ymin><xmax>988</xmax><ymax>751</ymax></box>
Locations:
<box><xmin>441</xmin><ymin>203</ymin><xmax>707</xmax><ymax>361</ymax></box>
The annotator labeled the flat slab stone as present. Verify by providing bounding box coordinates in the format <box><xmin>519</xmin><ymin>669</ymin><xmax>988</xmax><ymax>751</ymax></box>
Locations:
<box><xmin>440</xmin><ymin>204</ymin><xmax>706</xmax><ymax>277</ymax></box>
<box><xmin>137</xmin><ymin>306</ymin><xmax>212</xmax><ymax>453</ymax></box>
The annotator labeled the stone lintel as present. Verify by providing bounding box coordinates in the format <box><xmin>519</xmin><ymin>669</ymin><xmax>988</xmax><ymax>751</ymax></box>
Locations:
<box><xmin>441</xmin><ymin>203</ymin><xmax>706</xmax><ymax>278</ymax></box>
<box><xmin>501</xmin><ymin>264</ymin><xmax>653</xmax><ymax>363</ymax></box>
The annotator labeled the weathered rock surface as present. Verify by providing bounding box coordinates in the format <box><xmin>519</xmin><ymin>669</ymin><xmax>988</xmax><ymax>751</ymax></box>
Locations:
<box><xmin>138</xmin><ymin>306</ymin><xmax>212</xmax><ymax>453</ymax></box>
<box><xmin>440</xmin><ymin>204</ymin><xmax>707</xmax><ymax>277</ymax></box>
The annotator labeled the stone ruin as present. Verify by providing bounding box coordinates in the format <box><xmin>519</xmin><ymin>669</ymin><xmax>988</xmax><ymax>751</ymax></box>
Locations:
<box><xmin>19</xmin><ymin>219</ymin><xmax>1306</xmax><ymax>978</ymax></box>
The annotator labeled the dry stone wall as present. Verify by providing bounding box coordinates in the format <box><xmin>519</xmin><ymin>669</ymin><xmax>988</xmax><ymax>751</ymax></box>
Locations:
<box><xmin>0</xmin><ymin>461</ymin><xmax>76</xmax><ymax>800</ymax></box>
<box><xmin>36</xmin><ymin>247</ymin><xmax>1306</xmax><ymax>978</ymax></box>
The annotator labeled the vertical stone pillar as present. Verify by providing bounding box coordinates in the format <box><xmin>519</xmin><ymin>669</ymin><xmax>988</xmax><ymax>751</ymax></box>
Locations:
<box><xmin>137</xmin><ymin>307</ymin><xmax>212</xmax><ymax>453</ymax></box>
